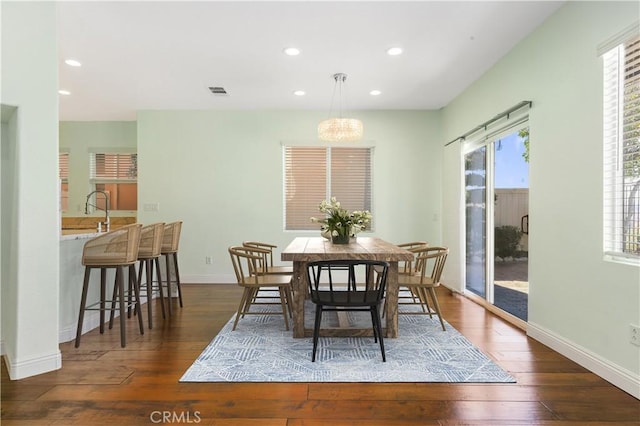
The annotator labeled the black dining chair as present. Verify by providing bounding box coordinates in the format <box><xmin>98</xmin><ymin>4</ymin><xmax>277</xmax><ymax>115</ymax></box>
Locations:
<box><xmin>306</xmin><ymin>259</ymin><xmax>389</xmax><ymax>362</ymax></box>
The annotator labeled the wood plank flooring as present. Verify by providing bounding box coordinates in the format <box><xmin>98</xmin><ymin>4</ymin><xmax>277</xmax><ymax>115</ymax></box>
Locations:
<box><xmin>2</xmin><ymin>284</ymin><xmax>639</xmax><ymax>425</ymax></box>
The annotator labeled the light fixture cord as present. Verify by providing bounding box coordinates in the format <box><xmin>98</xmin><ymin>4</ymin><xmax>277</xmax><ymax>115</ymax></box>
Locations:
<box><xmin>327</xmin><ymin>73</ymin><xmax>350</xmax><ymax>120</ymax></box>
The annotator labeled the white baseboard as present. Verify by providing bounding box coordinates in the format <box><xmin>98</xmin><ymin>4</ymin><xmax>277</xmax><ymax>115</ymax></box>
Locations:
<box><xmin>3</xmin><ymin>350</ymin><xmax>61</xmax><ymax>380</ymax></box>
<box><xmin>528</xmin><ymin>321</ymin><xmax>640</xmax><ymax>399</ymax></box>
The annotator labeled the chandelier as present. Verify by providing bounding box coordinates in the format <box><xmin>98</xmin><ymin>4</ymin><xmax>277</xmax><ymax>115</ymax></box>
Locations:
<box><xmin>318</xmin><ymin>73</ymin><xmax>363</xmax><ymax>142</ymax></box>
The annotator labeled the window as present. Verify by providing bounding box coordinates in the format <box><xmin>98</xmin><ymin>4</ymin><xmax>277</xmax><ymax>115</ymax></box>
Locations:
<box><xmin>59</xmin><ymin>151</ymin><xmax>69</xmax><ymax>212</ymax></box>
<box><xmin>283</xmin><ymin>146</ymin><xmax>373</xmax><ymax>231</ymax></box>
<box><xmin>603</xmin><ymin>32</ymin><xmax>640</xmax><ymax>260</ymax></box>
<box><xmin>89</xmin><ymin>152</ymin><xmax>138</xmax><ymax>211</ymax></box>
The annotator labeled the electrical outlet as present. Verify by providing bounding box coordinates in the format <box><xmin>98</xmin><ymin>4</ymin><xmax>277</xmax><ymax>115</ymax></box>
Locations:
<box><xmin>205</xmin><ymin>256</ymin><xmax>213</xmax><ymax>265</ymax></box>
<box><xmin>631</xmin><ymin>324</ymin><xmax>640</xmax><ymax>347</ymax></box>
<box><xmin>143</xmin><ymin>202</ymin><xmax>160</xmax><ymax>212</ymax></box>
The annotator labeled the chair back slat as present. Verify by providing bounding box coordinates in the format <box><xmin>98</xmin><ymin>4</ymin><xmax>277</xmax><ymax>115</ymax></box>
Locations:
<box><xmin>415</xmin><ymin>246</ymin><xmax>449</xmax><ymax>285</ymax></box>
<box><xmin>396</xmin><ymin>241</ymin><xmax>429</xmax><ymax>274</ymax></box>
<box><xmin>82</xmin><ymin>223</ymin><xmax>142</xmax><ymax>266</ymax></box>
<box><xmin>228</xmin><ymin>246</ymin><xmax>263</xmax><ymax>284</ymax></box>
<box><xmin>137</xmin><ymin>222</ymin><xmax>165</xmax><ymax>259</ymax></box>
<box><xmin>162</xmin><ymin>221</ymin><xmax>183</xmax><ymax>253</ymax></box>
<box><xmin>306</xmin><ymin>259</ymin><xmax>389</xmax><ymax>306</ymax></box>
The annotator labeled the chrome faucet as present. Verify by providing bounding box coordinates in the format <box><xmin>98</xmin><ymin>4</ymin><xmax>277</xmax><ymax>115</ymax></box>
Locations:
<box><xmin>85</xmin><ymin>190</ymin><xmax>110</xmax><ymax>232</ymax></box>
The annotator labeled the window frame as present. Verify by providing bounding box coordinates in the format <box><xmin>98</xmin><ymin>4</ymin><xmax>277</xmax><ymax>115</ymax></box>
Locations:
<box><xmin>282</xmin><ymin>144</ymin><xmax>374</xmax><ymax>232</ymax></box>
<box><xmin>89</xmin><ymin>150</ymin><xmax>138</xmax><ymax>212</ymax></box>
<box><xmin>601</xmin><ymin>26</ymin><xmax>640</xmax><ymax>265</ymax></box>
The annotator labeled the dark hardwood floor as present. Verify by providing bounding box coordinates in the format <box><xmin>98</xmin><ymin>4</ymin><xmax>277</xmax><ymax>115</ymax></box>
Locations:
<box><xmin>2</xmin><ymin>284</ymin><xmax>639</xmax><ymax>425</ymax></box>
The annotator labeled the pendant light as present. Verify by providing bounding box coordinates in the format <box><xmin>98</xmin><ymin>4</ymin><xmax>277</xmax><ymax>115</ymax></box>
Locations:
<box><xmin>318</xmin><ymin>73</ymin><xmax>363</xmax><ymax>142</ymax></box>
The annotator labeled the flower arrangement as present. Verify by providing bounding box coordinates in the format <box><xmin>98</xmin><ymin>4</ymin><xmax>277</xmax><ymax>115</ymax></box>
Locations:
<box><xmin>310</xmin><ymin>197</ymin><xmax>372</xmax><ymax>243</ymax></box>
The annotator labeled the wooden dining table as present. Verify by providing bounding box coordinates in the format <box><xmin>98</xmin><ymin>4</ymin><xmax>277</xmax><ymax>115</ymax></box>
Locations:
<box><xmin>281</xmin><ymin>237</ymin><xmax>414</xmax><ymax>338</ymax></box>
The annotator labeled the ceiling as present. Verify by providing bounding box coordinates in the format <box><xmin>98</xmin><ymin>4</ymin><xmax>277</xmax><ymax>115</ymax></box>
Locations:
<box><xmin>57</xmin><ymin>1</ymin><xmax>564</xmax><ymax>121</ymax></box>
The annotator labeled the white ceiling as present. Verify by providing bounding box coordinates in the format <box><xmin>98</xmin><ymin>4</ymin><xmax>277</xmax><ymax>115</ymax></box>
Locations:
<box><xmin>57</xmin><ymin>1</ymin><xmax>564</xmax><ymax>121</ymax></box>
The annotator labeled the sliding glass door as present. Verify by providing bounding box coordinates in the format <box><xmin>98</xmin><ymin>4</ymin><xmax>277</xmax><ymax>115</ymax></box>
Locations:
<box><xmin>464</xmin><ymin>146</ymin><xmax>489</xmax><ymax>299</ymax></box>
<box><xmin>464</xmin><ymin>126</ymin><xmax>529</xmax><ymax>321</ymax></box>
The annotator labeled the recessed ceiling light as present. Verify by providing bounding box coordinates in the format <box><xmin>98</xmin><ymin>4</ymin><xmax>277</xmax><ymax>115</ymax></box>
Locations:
<box><xmin>283</xmin><ymin>47</ymin><xmax>300</xmax><ymax>56</ymax></box>
<box><xmin>64</xmin><ymin>59</ymin><xmax>82</xmax><ymax>67</ymax></box>
<box><xmin>293</xmin><ymin>90</ymin><xmax>306</xmax><ymax>96</ymax></box>
<box><xmin>58</xmin><ymin>90</ymin><xmax>71</xmax><ymax>95</ymax></box>
<box><xmin>386</xmin><ymin>47</ymin><xmax>403</xmax><ymax>56</ymax></box>
<box><xmin>370</xmin><ymin>90</ymin><xmax>382</xmax><ymax>96</ymax></box>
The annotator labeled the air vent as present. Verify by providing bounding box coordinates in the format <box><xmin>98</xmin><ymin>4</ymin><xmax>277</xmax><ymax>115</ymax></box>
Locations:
<box><xmin>208</xmin><ymin>86</ymin><xmax>228</xmax><ymax>96</ymax></box>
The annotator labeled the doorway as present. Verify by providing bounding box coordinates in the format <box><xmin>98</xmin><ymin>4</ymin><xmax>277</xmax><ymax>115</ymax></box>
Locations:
<box><xmin>464</xmin><ymin>127</ymin><xmax>529</xmax><ymax>322</ymax></box>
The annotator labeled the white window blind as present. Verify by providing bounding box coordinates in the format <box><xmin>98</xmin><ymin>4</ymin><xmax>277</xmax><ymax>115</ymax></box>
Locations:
<box><xmin>603</xmin><ymin>34</ymin><xmax>640</xmax><ymax>260</ymax></box>
<box><xmin>59</xmin><ymin>152</ymin><xmax>69</xmax><ymax>211</ymax></box>
<box><xmin>89</xmin><ymin>153</ymin><xmax>138</xmax><ymax>183</ymax></box>
<box><xmin>284</xmin><ymin>146</ymin><xmax>373</xmax><ymax>231</ymax></box>
<box><xmin>59</xmin><ymin>152</ymin><xmax>69</xmax><ymax>183</ymax></box>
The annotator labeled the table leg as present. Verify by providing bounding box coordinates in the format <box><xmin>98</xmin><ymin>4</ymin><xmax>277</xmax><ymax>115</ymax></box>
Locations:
<box><xmin>385</xmin><ymin>261</ymin><xmax>399</xmax><ymax>338</ymax></box>
<box><xmin>292</xmin><ymin>261</ymin><xmax>306</xmax><ymax>338</ymax></box>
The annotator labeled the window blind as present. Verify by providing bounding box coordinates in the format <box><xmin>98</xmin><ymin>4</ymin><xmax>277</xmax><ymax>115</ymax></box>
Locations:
<box><xmin>89</xmin><ymin>153</ymin><xmax>138</xmax><ymax>183</ymax></box>
<box><xmin>603</xmin><ymin>35</ymin><xmax>640</xmax><ymax>259</ymax></box>
<box><xmin>283</xmin><ymin>146</ymin><xmax>373</xmax><ymax>231</ymax></box>
<box><xmin>59</xmin><ymin>152</ymin><xmax>69</xmax><ymax>183</ymax></box>
<box><xmin>330</xmin><ymin>147</ymin><xmax>372</xmax><ymax>213</ymax></box>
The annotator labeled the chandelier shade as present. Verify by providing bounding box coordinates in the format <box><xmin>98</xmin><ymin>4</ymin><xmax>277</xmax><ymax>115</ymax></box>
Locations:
<box><xmin>318</xmin><ymin>118</ymin><xmax>363</xmax><ymax>142</ymax></box>
<box><xmin>318</xmin><ymin>73</ymin><xmax>363</xmax><ymax>142</ymax></box>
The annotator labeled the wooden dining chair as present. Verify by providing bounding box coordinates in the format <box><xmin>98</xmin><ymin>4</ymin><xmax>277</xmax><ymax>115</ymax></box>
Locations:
<box><xmin>397</xmin><ymin>246</ymin><xmax>449</xmax><ymax>331</ymax></box>
<box><xmin>228</xmin><ymin>246</ymin><xmax>293</xmax><ymax>331</ymax></box>
<box><xmin>306</xmin><ymin>259</ymin><xmax>389</xmax><ymax>362</ymax></box>
<box><xmin>242</xmin><ymin>241</ymin><xmax>293</xmax><ymax>275</ymax></box>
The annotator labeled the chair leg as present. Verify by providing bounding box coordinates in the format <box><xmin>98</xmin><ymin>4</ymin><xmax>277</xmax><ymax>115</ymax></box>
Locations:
<box><xmin>312</xmin><ymin>305</ymin><xmax>323</xmax><ymax>362</ymax></box>
<box><xmin>232</xmin><ymin>288</ymin><xmax>252</xmax><ymax>331</ymax></box>
<box><xmin>427</xmin><ymin>287</ymin><xmax>446</xmax><ymax>331</ymax></box>
<box><xmin>154</xmin><ymin>257</ymin><xmax>166</xmax><ymax>319</ymax></box>
<box><xmin>165</xmin><ymin>253</ymin><xmax>173</xmax><ymax>316</ymax></box>
<box><xmin>130</xmin><ymin>264</ymin><xmax>145</xmax><ymax>335</ymax></box>
<box><xmin>116</xmin><ymin>266</ymin><xmax>127</xmax><ymax>348</ymax></box>
<box><xmin>100</xmin><ymin>268</ymin><xmax>107</xmax><ymax>333</ymax></box>
<box><xmin>278</xmin><ymin>286</ymin><xmax>290</xmax><ymax>331</ymax></box>
<box><xmin>75</xmin><ymin>267</ymin><xmax>91</xmax><ymax>348</ymax></box>
<box><xmin>142</xmin><ymin>259</ymin><xmax>153</xmax><ymax>329</ymax></box>
<box><xmin>371</xmin><ymin>305</ymin><xmax>386</xmax><ymax>362</ymax></box>
<box><xmin>173</xmin><ymin>252</ymin><xmax>183</xmax><ymax>308</ymax></box>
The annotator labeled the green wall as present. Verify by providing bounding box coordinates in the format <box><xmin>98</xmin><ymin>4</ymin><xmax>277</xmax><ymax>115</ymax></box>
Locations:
<box><xmin>136</xmin><ymin>109</ymin><xmax>443</xmax><ymax>282</ymax></box>
<box><xmin>59</xmin><ymin>121</ymin><xmax>137</xmax><ymax>217</ymax></box>
<box><xmin>441</xmin><ymin>1</ymin><xmax>639</xmax><ymax>395</ymax></box>
<box><xmin>1</xmin><ymin>1</ymin><xmax>61</xmax><ymax>379</ymax></box>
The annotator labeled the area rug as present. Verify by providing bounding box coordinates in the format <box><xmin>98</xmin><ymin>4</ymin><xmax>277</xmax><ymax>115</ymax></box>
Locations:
<box><xmin>180</xmin><ymin>299</ymin><xmax>515</xmax><ymax>383</ymax></box>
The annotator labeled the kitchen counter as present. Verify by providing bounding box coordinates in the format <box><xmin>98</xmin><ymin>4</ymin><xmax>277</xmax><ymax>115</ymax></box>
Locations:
<box><xmin>60</xmin><ymin>230</ymin><xmax>100</xmax><ymax>241</ymax></box>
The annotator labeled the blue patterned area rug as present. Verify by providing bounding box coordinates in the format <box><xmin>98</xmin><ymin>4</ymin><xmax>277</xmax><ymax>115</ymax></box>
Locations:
<box><xmin>180</xmin><ymin>301</ymin><xmax>515</xmax><ymax>383</ymax></box>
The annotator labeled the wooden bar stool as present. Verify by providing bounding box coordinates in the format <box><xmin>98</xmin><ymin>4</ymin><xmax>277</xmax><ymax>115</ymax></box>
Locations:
<box><xmin>135</xmin><ymin>222</ymin><xmax>166</xmax><ymax>328</ymax></box>
<box><xmin>75</xmin><ymin>224</ymin><xmax>144</xmax><ymax>348</ymax></box>
<box><xmin>161</xmin><ymin>221</ymin><xmax>183</xmax><ymax>315</ymax></box>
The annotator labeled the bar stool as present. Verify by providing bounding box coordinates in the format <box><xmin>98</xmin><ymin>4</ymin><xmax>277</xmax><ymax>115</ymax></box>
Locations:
<box><xmin>136</xmin><ymin>222</ymin><xmax>166</xmax><ymax>328</ymax></box>
<box><xmin>161</xmin><ymin>221</ymin><xmax>183</xmax><ymax>315</ymax></box>
<box><xmin>75</xmin><ymin>224</ymin><xmax>144</xmax><ymax>348</ymax></box>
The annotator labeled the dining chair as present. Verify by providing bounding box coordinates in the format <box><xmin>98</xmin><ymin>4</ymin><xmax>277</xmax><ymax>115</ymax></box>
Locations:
<box><xmin>397</xmin><ymin>246</ymin><xmax>449</xmax><ymax>331</ymax></box>
<box><xmin>242</xmin><ymin>241</ymin><xmax>293</xmax><ymax>275</ymax></box>
<box><xmin>378</xmin><ymin>241</ymin><xmax>429</xmax><ymax>316</ymax></box>
<box><xmin>228</xmin><ymin>246</ymin><xmax>293</xmax><ymax>331</ymax></box>
<box><xmin>306</xmin><ymin>259</ymin><xmax>389</xmax><ymax>362</ymax></box>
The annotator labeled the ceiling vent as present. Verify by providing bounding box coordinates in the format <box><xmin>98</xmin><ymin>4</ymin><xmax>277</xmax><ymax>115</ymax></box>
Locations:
<box><xmin>208</xmin><ymin>86</ymin><xmax>228</xmax><ymax>96</ymax></box>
